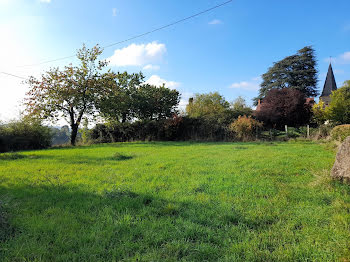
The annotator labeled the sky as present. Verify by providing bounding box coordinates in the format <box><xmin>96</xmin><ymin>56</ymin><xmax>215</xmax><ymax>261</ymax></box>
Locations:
<box><xmin>1</xmin><ymin>0</ymin><xmax>350</xmax><ymax>123</ymax></box>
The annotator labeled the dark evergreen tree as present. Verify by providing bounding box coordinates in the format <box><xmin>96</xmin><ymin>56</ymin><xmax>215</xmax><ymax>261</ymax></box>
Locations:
<box><xmin>254</xmin><ymin>46</ymin><xmax>318</xmax><ymax>105</ymax></box>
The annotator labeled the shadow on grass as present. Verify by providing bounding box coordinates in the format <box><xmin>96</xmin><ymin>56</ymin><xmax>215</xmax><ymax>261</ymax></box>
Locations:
<box><xmin>0</xmin><ymin>153</ymin><xmax>42</xmax><ymax>161</ymax></box>
<box><xmin>0</xmin><ymin>183</ymin><xmax>284</xmax><ymax>261</ymax></box>
<box><xmin>0</xmin><ymin>201</ymin><xmax>14</xmax><ymax>242</ymax></box>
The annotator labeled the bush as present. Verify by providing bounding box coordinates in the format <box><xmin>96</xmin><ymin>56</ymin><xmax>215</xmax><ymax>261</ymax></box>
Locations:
<box><xmin>0</xmin><ymin>119</ymin><xmax>52</xmax><ymax>152</ymax></box>
<box><xmin>331</xmin><ymin>125</ymin><xmax>350</xmax><ymax>142</ymax></box>
<box><xmin>229</xmin><ymin>116</ymin><xmax>263</xmax><ymax>141</ymax></box>
<box><xmin>89</xmin><ymin>115</ymin><xmax>235</xmax><ymax>143</ymax></box>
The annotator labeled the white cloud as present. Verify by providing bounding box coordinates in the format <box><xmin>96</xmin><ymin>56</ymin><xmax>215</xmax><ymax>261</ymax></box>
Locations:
<box><xmin>334</xmin><ymin>69</ymin><xmax>345</xmax><ymax>74</ymax></box>
<box><xmin>39</xmin><ymin>0</ymin><xmax>51</xmax><ymax>3</ymax></box>
<box><xmin>325</xmin><ymin>51</ymin><xmax>350</xmax><ymax>64</ymax></box>
<box><xmin>230</xmin><ymin>77</ymin><xmax>261</xmax><ymax>91</ymax></box>
<box><xmin>143</xmin><ymin>64</ymin><xmax>160</xmax><ymax>71</ymax></box>
<box><xmin>144</xmin><ymin>75</ymin><xmax>192</xmax><ymax>111</ymax></box>
<box><xmin>339</xmin><ymin>52</ymin><xmax>350</xmax><ymax>63</ymax></box>
<box><xmin>112</xmin><ymin>8</ymin><xmax>117</xmax><ymax>17</ymax></box>
<box><xmin>108</xmin><ymin>42</ymin><xmax>166</xmax><ymax>67</ymax></box>
<box><xmin>145</xmin><ymin>75</ymin><xmax>180</xmax><ymax>89</ymax></box>
<box><xmin>208</xmin><ymin>19</ymin><xmax>223</xmax><ymax>25</ymax></box>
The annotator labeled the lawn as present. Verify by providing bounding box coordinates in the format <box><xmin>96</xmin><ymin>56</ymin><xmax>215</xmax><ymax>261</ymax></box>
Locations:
<box><xmin>0</xmin><ymin>141</ymin><xmax>349</xmax><ymax>261</ymax></box>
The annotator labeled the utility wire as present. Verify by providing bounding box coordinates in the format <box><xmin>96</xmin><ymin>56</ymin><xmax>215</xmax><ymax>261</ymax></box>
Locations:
<box><xmin>1</xmin><ymin>0</ymin><xmax>232</xmax><ymax>80</ymax></box>
<box><xmin>17</xmin><ymin>0</ymin><xmax>232</xmax><ymax>68</ymax></box>
<box><xmin>0</xmin><ymin>71</ymin><xmax>28</xmax><ymax>80</ymax></box>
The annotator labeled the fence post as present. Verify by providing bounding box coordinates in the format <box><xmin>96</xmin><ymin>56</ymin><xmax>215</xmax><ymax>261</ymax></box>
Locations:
<box><xmin>307</xmin><ymin>125</ymin><xmax>310</xmax><ymax>139</ymax></box>
<box><xmin>285</xmin><ymin>125</ymin><xmax>288</xmax><ymax>136</ymax></box>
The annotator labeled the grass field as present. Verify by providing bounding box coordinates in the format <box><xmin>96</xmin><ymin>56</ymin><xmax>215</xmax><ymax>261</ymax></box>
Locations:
<box><xmin>0</xmin><ymin>141</ymin><xmax>350</xmax><ymax>261</ymax></box>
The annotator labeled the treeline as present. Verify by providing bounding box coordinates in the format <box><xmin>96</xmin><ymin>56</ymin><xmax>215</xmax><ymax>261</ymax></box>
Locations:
<box><xmin>2</xmin><ymin>45</ymin><xmax>349</xmax><ymax>152</ymax></box>
<box><xmin>88</xmin><ymin>91</ymin><xmax>256</xmax><ymax>143</ymax></box>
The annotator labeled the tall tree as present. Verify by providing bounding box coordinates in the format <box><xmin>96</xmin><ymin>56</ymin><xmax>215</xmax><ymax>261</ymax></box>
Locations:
<box><xmin>254</xmin><ymin>46</ymin><xmax>318</xmax><ymax>104</ymax></box>
<box><xmin>133</xmin><ymin>84</ymin><xmax>180</xmax><ymax>120</ymax></box>
<box><xmin>25</xmin><ymin>45</ymin><xmax>111</xmax><ymax>145</ymax></box>
<box><xmin>186</xmin><ymin>92</ymin><xmax>230</xmax><ymax>118</ymax></box>
<box><xmin>97</xmin><ymin>72</ymin><xmax>145</xmax><ymax>123</ymax></box>
<box><xmin>255</xmin><ymin>88</ymin><xmax>313</xmax><ymax>127</ymax></box>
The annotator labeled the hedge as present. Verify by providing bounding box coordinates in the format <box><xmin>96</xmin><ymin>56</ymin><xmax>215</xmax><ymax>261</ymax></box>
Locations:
<box><xmin>331</xmin><ymin>125</ymin><xmax>350</xmax><ymax>142</ymax></box>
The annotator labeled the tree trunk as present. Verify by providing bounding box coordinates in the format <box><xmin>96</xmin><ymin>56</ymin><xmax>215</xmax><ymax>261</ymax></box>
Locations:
<box><xmin>70</xmin><ymin>124</ymin><xmax>78</xmax><ymax>146</ymax></box>
<box><xmin>122</xmin><ymin>113</ymin><xmax>127</xmax><ymax>123</ymax></box>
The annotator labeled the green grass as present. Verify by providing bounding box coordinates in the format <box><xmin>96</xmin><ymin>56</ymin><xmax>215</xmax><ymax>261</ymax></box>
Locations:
<box><xmin>0</xmin><ymin>141</ymin><xmax>350</xmax><ymax>261</ymax></box>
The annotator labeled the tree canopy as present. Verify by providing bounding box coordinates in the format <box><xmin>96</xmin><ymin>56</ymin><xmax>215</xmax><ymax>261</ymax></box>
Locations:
<box><xmin>186</xmin><ymin>92</ymin><xmax>230</xmax><ymax>118</ymax></box>
<box><xmin>25</xmin><ymin>45</ymin><xmax>112</xmax><ymax>145</ymax></box>
<box><xmin>230</xmin><ymin>96</ymin><xmax>253</xmax><ymax>118</ymax></box>
<box><xmin>254</xmin><ymin>46</ymin><xmax>318</xmax><ymax>105</ymax></box>
<box><xmin>255</xmin><ymin>88</ymin><xmax>313</xmax><ymax>127</ymax></box>
<box><xmin>326</xmin><ymin>80</ymin><xmax>350</xmax><ymax>124</ymax></box>
<box><xmin>98</xmin><ymin>73</ymin><xmax>180</xmax><ymax>122</ymax></box>
<box><xmin>97</xmin><ymin>72</ymin><xmax>145</xmax><ymax>123</ymax></box>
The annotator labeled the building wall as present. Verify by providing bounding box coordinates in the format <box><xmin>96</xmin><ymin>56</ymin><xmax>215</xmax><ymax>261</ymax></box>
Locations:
<box><xmin>320</xmin><ymin>96</ymin><xmax>331</xmax><ymax>107</ymax></box>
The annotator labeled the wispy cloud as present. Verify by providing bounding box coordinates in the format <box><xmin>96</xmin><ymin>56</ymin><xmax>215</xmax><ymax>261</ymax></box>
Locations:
<box><xmin>208</xmin><ymin>19</ymin><xmax>223</xmax><ymax>25</ymax></box>
<box><xmin>143</xmin><ymin>64</ymin><xmax>160</xmax><ymax>71</ymax></box>
<box><xmin>325</xmin><ymin>51</ymin><xmax>350</xmax><ymax>64</ymax></box>
<box><xmin>112</xmin><ymin>8</ymin><xmax>117</xmax><ymax>17</ymax></box>
<box><xmin>230</xmin><ymin>76</ymin><xmax>261</xmax><ymax>91</ymax></box>
<box><xmin>107</xmin><ymin>42</ymin><xmax>166</xmax><ymax>67</ymax></box>
<box><xmin>39</xmin><ymin>0</ymin><xmax>51</xmax><ymax>3</ymax></box>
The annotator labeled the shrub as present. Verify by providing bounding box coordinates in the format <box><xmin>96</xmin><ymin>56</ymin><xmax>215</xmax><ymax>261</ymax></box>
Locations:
<box><xmin>331</xmin><ymin>125</ymin><xmax>350</xmax><ymax>142</ymax></box>
<box><xmin>229</xmin><ymin>116</ymin><xmax>263</xmax><ymax>141</ymax></box>
<box><xmin>0</xmin><ymin>119</ymin><xmax>52</xmax><ymax>152</ymax></box>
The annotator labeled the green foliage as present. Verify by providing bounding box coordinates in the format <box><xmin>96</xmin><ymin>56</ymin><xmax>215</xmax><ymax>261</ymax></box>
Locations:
<box><xmin>312</xmin><ymin>100</ymin><xmax>327</xmax><ymax>125</ymax></box>
<box><xmin>0</xmin><ymin>118</ymin><xmax>52</xmax><ymax>152</ymax></box>
<box><xmin>51</xmin><ymin>125</ymin><xmax>71</xmax><ymax>145</ymax></box>
<box><xmin>255</xmin><ymin>46</ymin><xmax>318</xmax><ymax>104</ymax></box>
<box><xmin>186</xmin><ymin>92</ymin><xmax>230</xmax><ymax>119</ymax></box>
<box><xmin>25</xmin><ymin>44</ymin><xmax>112</xmax><ymax>146</ymax></box>
<box><xmin>97</xmin><ymin>72</ymin><xmax>145</xmax><ymax>122</ymax></box>
<box><xmin>80</xmin><ymin>118</ymin><xmax>90</xmax><ymax>145</ymax></box>
<box><xmin>0</xmin><ymin>142</ymin><xmax>349</xmax><ymax>261</ymax></box>
<box><xmin>326</xmin><ymin>80</ymin><xmax>350</xmax><ymax>124</ymax></box>
<box><xmin>90</xmin><ymin>115</ymin><xmax>234</xmax><ymax>142</ymax></box>
<box><xmin>133</xmin><ymin>84</ymin><xmax>180</xmax><ymax>120</ymax></box>
<box><xmin>98</xmin><ymin>73</ymin><xmax>180</xmax><ymax>122</ymax></box>
<box><xmin>229</xmin><ymin>116</ymin><xmax>262</xmax><ymax>141</ymax></box>
<box><xmin>330</xmin><ymin>125</ymin><xmax>350</xmax><ymax>142</ymax></box>
<box><xmin>230</xmin><ymin>96</ymin><xmax>253</xmax><ymax>118</ymax></box>
<box><xmin>313</xmin><ymin>124</ymin><xmax>334</xmax><ymax>140</ymax></box>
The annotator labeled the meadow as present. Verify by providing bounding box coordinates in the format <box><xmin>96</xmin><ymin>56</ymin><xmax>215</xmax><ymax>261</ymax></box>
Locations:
<box><xmin>0</xmin><ymin>141</ymin><xmax>349</xmax><ymax>261</ymax></box>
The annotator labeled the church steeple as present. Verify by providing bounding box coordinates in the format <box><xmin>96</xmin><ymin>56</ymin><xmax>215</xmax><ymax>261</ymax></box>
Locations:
<box><xmin>320</xmin><ymin>63</ymin><xmax>337</xmax><ymax>106</ymax></box>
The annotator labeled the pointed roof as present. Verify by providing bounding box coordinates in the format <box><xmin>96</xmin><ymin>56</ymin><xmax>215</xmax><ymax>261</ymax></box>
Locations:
<box><xmin>321</xmin><ymin>63</ymin><xmax>337</xmax><ymax>97</ymax></box>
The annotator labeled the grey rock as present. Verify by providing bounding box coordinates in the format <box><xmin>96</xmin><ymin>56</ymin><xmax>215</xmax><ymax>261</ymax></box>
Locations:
<box><xmin>331</xmin><ymin>136</ymin><xmax>350</xmax><ymax>182</ymax></box>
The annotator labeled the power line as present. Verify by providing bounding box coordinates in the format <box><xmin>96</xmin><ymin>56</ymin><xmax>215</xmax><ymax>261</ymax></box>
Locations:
<box><xmin>18</xmin><ymin>0</ymin><xmax>233</xmax><ymax>68</ymax></box>
<box><xmin>0</xmin><ymin>71</ymin><xmax>28</xmax><ymax>80</ymax></box>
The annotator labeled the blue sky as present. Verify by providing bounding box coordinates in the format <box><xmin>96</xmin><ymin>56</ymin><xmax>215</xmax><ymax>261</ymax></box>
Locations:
<box><xmin>1</xmin><ymin>0</ymin><xmax>350</xmax><ymax>120</ymax></box>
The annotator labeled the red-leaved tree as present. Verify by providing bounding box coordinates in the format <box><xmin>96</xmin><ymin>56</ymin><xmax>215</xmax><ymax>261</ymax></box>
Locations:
<box><xmin>255</xmin><ymin>88</ymin><xmax>313</xmax><ymax>128</ymax></box>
